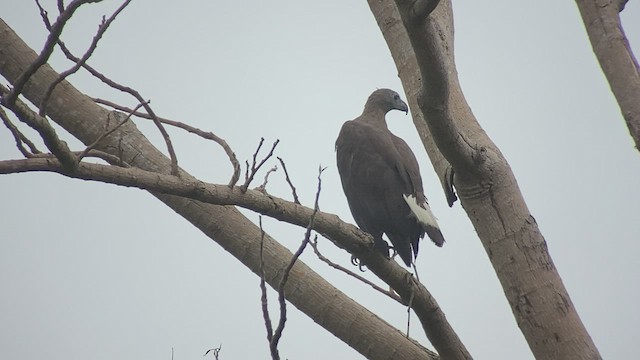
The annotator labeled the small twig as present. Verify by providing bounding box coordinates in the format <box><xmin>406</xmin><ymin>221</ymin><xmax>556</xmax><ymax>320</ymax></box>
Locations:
<box><xmin>93</xmin><ymin>98</ymin><xmax>241</xmax><ymax>186</ymax></box>
<box><xmin>241</xmin><ymin>138</ymin><xmax>279</xmax><ymax>192</ymax></box>
<box><xmin>77</xmin><ymin>102</ymin><xmax>147</xmax><ymax>161</ymax></box>
<box><xmin>0</xmin><ymin>84</ymin><xmax>76</xmax><ymax>169</ymax></box>
<box><xmin>57</xmin><ymin>0</ymin><xmax>65</xmax><ymax>13</ymax></box>
<box><xmin>309</xmin><ymin>237</ymin><xmax>403</xmax><ymax>304</ymax></box>
<box><xmin>203</xmin><ymin>345</ymin><xmax>222</xmax><ymax>359</ymax></box>
<box><xmin>277</xmin><ymin>157</ymin><xmax>300</xmax><ymax>204</ymax></box>
<box><xmin>39</xmin><ymin>0</ymin><xmax>133</xmax><ymax>117</ymax></box>
<box><xmin>258</xmin><ymin>216</ymin><xmax>274</xmax><ymax>346</ymax></box>
<box><xmin>256</xmin><ymin>165</ymin><xmax>278</xmax><ymax>193</ymax></box>
<box><xmin>0</xmin><ymin>106</ymin><xmax>41</xmax><ymax>157</ymax></box>
<box><xmin>4</xmin><ymin>0</ymin><xmax>100</xmax><ymax>105</ymax></box>
<box><xmin>36</xmin><ymin>14</ymin><xmax>179</xmax><ymax>176</ymax></box>
<box><xmin>269</xmin><ymin>166</ymin><xmax>324</xmax><ymax>357</ymax></box>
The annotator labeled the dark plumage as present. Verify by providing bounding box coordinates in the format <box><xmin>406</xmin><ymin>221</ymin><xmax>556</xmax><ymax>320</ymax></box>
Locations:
<box><xmin>335</xmin><ymin>89</ymin><xmax>445</xmax><ymax>266</ymax></box>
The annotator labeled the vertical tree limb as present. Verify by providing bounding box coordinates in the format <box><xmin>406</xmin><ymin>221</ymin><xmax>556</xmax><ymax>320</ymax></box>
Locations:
<box><xmin>575</xmin><ymin>0</ymin><xmax>640</xmax><ymax>151</ymax></box>
<box><xmin>369</xmin><ymin>0</ymin><xmax>602</xmax><ymax>358</ymax></box>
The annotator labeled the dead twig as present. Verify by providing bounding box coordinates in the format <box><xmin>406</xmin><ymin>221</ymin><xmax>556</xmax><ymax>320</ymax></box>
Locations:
<box><xmin>35</xmin><ymin>7</ymin><xmax>179</xmax><ymax>176</ymax></box>
<box><xmin>241</xmin><ymin>138</ymin><xmax>279</xmax><ymax>193</ymax></box>
<box><xmin>0</xmin><ymin>84</ymin><xmax>76</xmax><ymax>169</ymax></box>
<box><xmin>269</xmin><ymin>166</ymin><xmax>324</xmax><ymax>358</ymax></box>
<box><xmin>4</xmin><ymin>0</ymin><xmax>100</xmax><ymax>105</ymax></box>
<box><xmin>277</xmin><ymin>157</ymin><xmax>300</xmax><ymax>204</ymax></box>
<box><xmin>309</xmin><ymin>237</ymin><xmax>404</xmax><ymax>304</ymax></box>
<box><xmin>38</xmin><ymin>0</ymin><xmax>133</xmax><ymax>117</ymax></box>
<box><xmin>258</xmin><ymin>216</ymin><xmax>275</xmax><ymax>355</ymax></box>
<box><xmin>77</xmin><ymin>102</ymin><xmax>147</xmax><ymax>161</ymax></box>
<box><xmin>93</xmin><ymin>98</ymin><xmax>241</xmax><ymax>186</ymax></box>
<box><xmin>0</xmin><ymin>106</ymin><xmax>41</xmax><ymax>157</ymax></box>
<box><xmin>256</xmin><ymin>165</ymin><xmax>278</xmax><ymax>193</ymax></box>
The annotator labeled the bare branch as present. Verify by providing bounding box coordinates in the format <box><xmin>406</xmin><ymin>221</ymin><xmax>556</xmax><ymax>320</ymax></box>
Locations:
<box><xmin>77</xmin><ymin>102</ymin><xmax>147</xmax><ymax>161</ymax></box>
<box><xmin>57</xmin><ymin>0</ymin><xmax>65</xmax><ymax>13</ymax></box>
<box><xmin>93</xmin><ymin>98</ymin><xmax>242</xmax><ymax>186</ymax></box>
<box><xmin>39</xmin><ymin>0</ymin><xmax>133</xmax><ymax>117</ymax></box>
<box><xmin>34</xmin><ymin>23</ymin><xmax>180</xmax><ymax>175</ymax></box>
<box><xmin>575</xmin><ymin>0</ymin><xmax>640</xmax><ymax>151</ymax></box>
<box><xmin>310</xmin><ymin>236</ymin><xmax>403</xmax><ymax>304</ymax></box>
<box><xmin>0</xmin><ymin>84</ymin><xmax>76</xmax><ymax>169</ymax></box>
<box><xmin>241</xmin><ymin>138</ymin><xmax>280</xmax><ymax>192</ymax></box>
<box><xmin>277</xmin><ymin>157</ymin><xmax>300</xmax><ymax>204</ymax></box>
<box><xmin>0</xmin><ymin>106</ymin><xmax>41</xmax><ymax>157</ymax></box>
<box><xmin>4</xmin><ymin>0</ymin><xmax>101</xmax><ymax>105</ymax></box>
<box><xmin>256</xmin><ymin>165</ymin><xmax>278</xmax><ymax>193</ymax></box>
<box><xmin>258</xmin><ymin>216</ymin><xmax>275</xmax><ymax>352</ymax></box>
<box><xmin>0</xmin><ymin>153</ymin><xmax>451</xmax><ymax>360</ymax></box>
<box><xmin>270</xmin><ymin>166</ymin><xmax>324</xmax><ymax>357</ymax></box>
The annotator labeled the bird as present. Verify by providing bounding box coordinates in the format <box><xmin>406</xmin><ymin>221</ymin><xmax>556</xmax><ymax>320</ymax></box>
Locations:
<box><xmin>335</xmin><ymin>88</ymin><xmax>445</xmax><ymax>266</ymax></box>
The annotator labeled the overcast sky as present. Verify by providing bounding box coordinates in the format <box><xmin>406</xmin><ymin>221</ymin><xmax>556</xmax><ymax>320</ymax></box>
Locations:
<box><xmin>1</xmin><ymin>1</ymin><xmax>639</xmax><ymax>359</ymax></box>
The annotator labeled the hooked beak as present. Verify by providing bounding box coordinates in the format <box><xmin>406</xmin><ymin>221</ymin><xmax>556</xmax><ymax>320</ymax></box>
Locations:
<box><xmin>398</xmin><ymin>100</ymin><xmax>408</xmax><ymax>114</ymax></box>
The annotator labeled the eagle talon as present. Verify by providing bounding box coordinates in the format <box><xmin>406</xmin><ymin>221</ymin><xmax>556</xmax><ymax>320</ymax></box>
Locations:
<box><xmin>350</xmin><ymin>256</ymin><xmax>367</xmax><ymax>272</ymax></box>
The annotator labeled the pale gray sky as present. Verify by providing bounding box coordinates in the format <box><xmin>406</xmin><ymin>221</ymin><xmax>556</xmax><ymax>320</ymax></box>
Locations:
<box><xmin>1</xmin><ymin>1</ymin><xmax>639</xmax><ymax>359</ymax></box>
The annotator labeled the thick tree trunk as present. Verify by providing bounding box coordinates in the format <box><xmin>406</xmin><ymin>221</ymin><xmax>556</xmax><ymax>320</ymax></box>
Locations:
<box><xmin>575</xmin><ymin>0</ymin><xmax>640</xmax><ymax>152</ymax></box>
<box><xmin>368</xmin><ymin>1</ymin><xmax>602</xmax><ymax>359</ymax></box>
<box><xmin>0</xmin><ymin>18</ymin><xmax>436</xmax><ymax>360</ymax></box>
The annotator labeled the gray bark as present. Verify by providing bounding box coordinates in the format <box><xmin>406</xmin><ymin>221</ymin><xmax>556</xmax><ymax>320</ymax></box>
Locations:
<box><xmin>575</xmin><ymin>0</ymin><xmax>640</xmax><ymax>152</ymax></box>
<box><xmin>367</xmin><ymin>1</ymin><xmax>602</xmax><ymax>359</ymax></box>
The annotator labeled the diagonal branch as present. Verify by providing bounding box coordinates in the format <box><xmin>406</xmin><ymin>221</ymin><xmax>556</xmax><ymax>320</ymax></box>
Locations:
<box><xmin>0</xmin><ymin>156</ymin><xmax>458</xmax><ymax>359</ymax></box>
<box><xmin>93</xmin><ymin>98</ymin><xmax>241</xmax><ymax>186</ymax></box>
<box><xmin>575</xmin><ymin>0</ymin><xmax>640</xmax><ymax>151</ymax></box>
<box><xmin>0</xmin><ymin>84</ymin><xmax>76</xmax><ymax>169</ymax></box>
<box><xmin>0</xmin><ymin>106</ymin><xmax>41</xmax><ymax>157</ymax></box>
<box><xmin>310</xmin><ymin>236</ymin><xmax>403</xmax><ymax>304</ymax></box>
<box><xmin>4</xmin><ymin>0</ymin><xmax>102</xmax><ymax>105</ymax></box>
<box><xmin>77</xmin><ymin>101</ymin><xmax>147</xmax><ymax>161</ymax></box>
<box><xmin>38</xmin><ymin>0</ymin><xmax>133</xmax><ymax>117</ymax></box>
<box><xmin>32</xmin><ymin>11</ymin><xmax>180</xmax><ymax>175</ymax></box>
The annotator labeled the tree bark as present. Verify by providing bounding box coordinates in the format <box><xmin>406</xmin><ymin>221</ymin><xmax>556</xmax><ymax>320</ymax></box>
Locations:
<box><xmin>575</xmin><ymin>0</ymin><xmax>640</xmax><ymax>152</ymax></box>
<box><xmin>368</xmin><ymin>1</ymin><xmax>602</xmax><ymax>359</ymax></box>
<box><xmin>0</xmin><ymin>18</ymin><xmax>437</xmax><ymax>360</ymax></box>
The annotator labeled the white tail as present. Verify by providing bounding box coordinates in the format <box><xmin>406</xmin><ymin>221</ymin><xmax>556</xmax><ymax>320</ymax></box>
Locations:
<box><xmin>403</xmin><ymin>194</ymin><xmax>438</xmax><ymax>228</ymax></box>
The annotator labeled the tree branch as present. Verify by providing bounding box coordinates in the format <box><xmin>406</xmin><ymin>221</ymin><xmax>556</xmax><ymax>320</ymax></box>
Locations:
<box><xmin>4</xmin><ymin>0</ymin><xmax>101</xmax><ymax>105</ymax></box>
<box><xmin>38</xmin><ymin>0</ymin><xmax>133</xmax><ymax>117</ymax></box>
<box><xmin>0</xmin><ymin>84</ymin><xmax>77</xmax><ymax>169</ymax></box>
<box><xmin>0</xmin><ymin>156</ymin><xmax>452</xmax><ymax>358</ymax></box>
<box><xmin>310</xmin><ymin>236</ymin><xmax>403</xmax><ymax>304</ymax></box>
<box><xmin>379</xmin><ymin>0</ymin><xmax>601</xmax><ymax>358</ymax></box>
<box><xmin>94</xmin><ymin>98</ymin><xmax>241</xmax><ymax>186</ymax></box>
<box><xmin>0</xmin><ymin>106</ymin><xmax>41</xmax><ymax>157</ymax></box>
<box><xmin>575</xmin><ymin>0</ymin><xmax>640</xmax><ymax>151</ymax></box>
